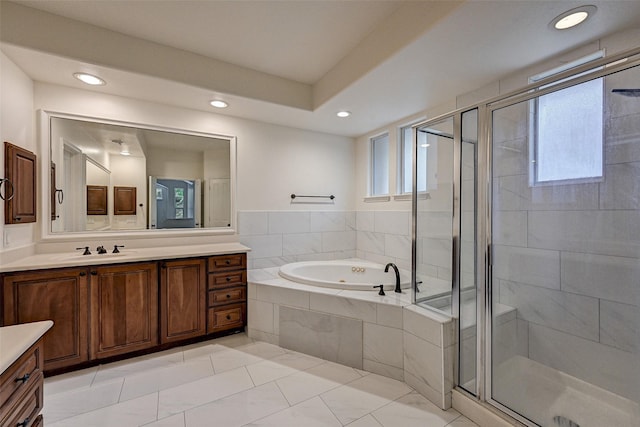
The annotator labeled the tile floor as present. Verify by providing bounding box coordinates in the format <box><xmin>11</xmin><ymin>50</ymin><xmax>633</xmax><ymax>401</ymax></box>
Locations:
<box><xmin>43</xmin><ymin>333</ymin><xmax>478</xmax><ymax>427</ymax></box>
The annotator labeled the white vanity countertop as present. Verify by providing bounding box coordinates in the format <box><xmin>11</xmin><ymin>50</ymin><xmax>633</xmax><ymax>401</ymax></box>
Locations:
<box><xmin>0</xmin><ymin>242</ymin><xmax>250</xmax><ymax>273</ymax></box>
<box><xmin>0</xmin><ymin>320</ymin><xmax>54</xmax><ymax>375</ymax></box>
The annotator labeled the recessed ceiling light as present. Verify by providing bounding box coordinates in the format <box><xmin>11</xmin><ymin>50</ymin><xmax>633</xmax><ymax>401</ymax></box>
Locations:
<box><xmin>551</xmin><ymin>5</ymin><xmax>596</xmax><ymax>30</ymax></box>
<box><xmin>337</xmin><ymin>111</ymin><xmax>351</xmax><ymax>118</ymax></box>
<box><xmin>210</xmin><ymin>100</ymin><xmax>228</xmax><ymax>108</ymax></box>
<box><xmin>73</xmin><ymin>72</ymin><xmax>106</xmax><ymax>86</ymax></box>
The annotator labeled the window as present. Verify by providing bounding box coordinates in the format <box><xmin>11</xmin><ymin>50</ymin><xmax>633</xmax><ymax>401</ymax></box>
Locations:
<box><xmin>399</xmin><ymin>125</ymin><xmax>428</xmax><ymax>194</ymax></box>
<box><xmin>530</xmin><ymin>51</ymin><xmax>604</xmax><ymax>184</ymax></box>
<box><xmin>370</xmin><ymin>133</ymin><xmax>389</xmax><ymax>196</ymax></box>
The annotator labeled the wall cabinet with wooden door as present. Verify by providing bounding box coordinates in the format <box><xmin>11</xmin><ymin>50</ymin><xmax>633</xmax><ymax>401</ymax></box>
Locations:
<box><xmin>89</xmin><ymin>262</ymin><xmax>158</xmax><ymax>359</ymax></box>
<box><xmin>1</xmin><ymin>268</ymin><xmax>89</xmax><ymax>371</ymax></box>
<box><xmin>160</xmin><ymin>258</ymin><xmax>207</xmax><ymax>344</ymax></box>
<box><xmin>4</xmin><ymin>141</ymin><xmax>37</xmax><ymax>224</ymax></box>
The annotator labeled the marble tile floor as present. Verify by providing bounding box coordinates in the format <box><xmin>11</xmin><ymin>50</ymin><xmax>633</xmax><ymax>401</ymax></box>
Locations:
<box><xmin>42</xmin><ymin>333</ymin><xmax>478</xmax><ymax>427</ymax></box>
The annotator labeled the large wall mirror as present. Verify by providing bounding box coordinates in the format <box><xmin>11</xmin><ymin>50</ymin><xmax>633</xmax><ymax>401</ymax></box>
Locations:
<box><xmin>43</xmin><ymin>112</ymin><xmax>236</xmax><ymax>237</ymax></box>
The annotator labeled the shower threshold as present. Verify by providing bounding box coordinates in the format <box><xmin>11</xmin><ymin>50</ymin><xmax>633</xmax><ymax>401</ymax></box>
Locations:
<box><xmin>492</xmin><ymin>356</ymin><xmax>639</xmax><ymax>427</ymax></box>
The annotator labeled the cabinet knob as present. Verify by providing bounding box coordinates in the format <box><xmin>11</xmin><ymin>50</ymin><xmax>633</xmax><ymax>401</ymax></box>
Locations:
<box><xmin>14</xmin><ymin>372</ymin><xmax>30</xmax><ymax>383</ymax></box>
<box><xmin>225</xmin><ymin>259</ymin><xmax>231</xmax><ymax>265</ymax></box>
<box><xmin>17</xmin><ymin>418</ymin><xmax>30</xmax><ymax>427</ymax></box>
<box><xmin>161</xmin><ymin>262</ymin><xmax>167</xmax><ymax>269</ymax></box>
<box><xmin>79</xmin><ymin>272</ymin><xmax>87</xmax><ymax>277</ymax></box>
<box><xmin>226</xmin><ymin>277</ymin><xmax>231</xmax><ymax>282</ymax></box>
<box><xmin>226</xmin><ymin>294</ymin><xmax>231</xmax><ymax>299</ymax></box>
<box><xmin>91</xmin><ymin>271</ymin><xmax>97</xmax><ymax>276</ymax></box>
<box><xmin>15</xmin><ymin>217</ymin><xmax>21</xmax><ymax>221</ymax></box>
<box><xmin>226</xmin><ymin>315</ymin><xmax>231</xmax><ymax>320</ymax></box>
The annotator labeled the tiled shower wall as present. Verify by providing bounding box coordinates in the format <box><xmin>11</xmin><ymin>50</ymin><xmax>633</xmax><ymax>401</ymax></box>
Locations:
<box><xmin>238</xmin><ymin>210</ymin><xmax>413</xmax><ymax>270</ymax></box>
<box><xmin>491</xmin><ymin>66</ymin><xmax>640</xmax><ymax>401</ymax></box>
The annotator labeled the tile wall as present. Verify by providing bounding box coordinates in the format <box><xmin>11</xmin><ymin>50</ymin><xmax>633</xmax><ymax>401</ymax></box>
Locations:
<box><xmin>238</xmin><ymin>210</ymin><xmax>415</xmax><ymax>270</ymax></box>
<box><xmin>246</xmin><ymin>276</ymin><xmax>456</xmax><ymax>410</ymax></box>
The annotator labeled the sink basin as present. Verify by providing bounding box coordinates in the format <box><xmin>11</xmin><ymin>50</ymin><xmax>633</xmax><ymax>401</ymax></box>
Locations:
<box><xmin>50</xmin><ymin>250</ymin><xmax>137</xmax><ymax>262</ymax></box>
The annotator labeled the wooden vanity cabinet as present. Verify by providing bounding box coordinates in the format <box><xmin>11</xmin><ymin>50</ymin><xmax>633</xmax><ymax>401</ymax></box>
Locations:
<box><xmin>89</xmin><ymin>262</ymin><xmax>158</xmax><ymax>359</ymax></box>
<box><xmin>0</xmin><ymin>339</ymin><xmax>44</xmax><ymax>427</ymax></box>
<box><xmin>2</xmin><ymin>252</ymin><xmax>247</xmax><ymax>373</ymax></box>
<box><xmin>207</xmin><ymin>253</ymin><xmax>247</xmax><ymax>333</ymax></box>
<box><xmin>2</xmin><ymin>268</ymin><xmax>90</xmax><ymax>371</ymax></box>
<box><xmin>160</xmin><ymin>258</ymin><xmax>207</xmax><ymax>344</ymax></box>
<box><xmin>4</xmin><ymin>141</ymin><xmax>37</xmax><ymax>224</ymax></box>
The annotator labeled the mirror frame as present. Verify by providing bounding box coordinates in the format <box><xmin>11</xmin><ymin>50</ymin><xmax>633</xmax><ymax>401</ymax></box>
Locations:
<box><xmin>38</xmin><ymin>110</ymin><xmax>237</xmax><ymax>242</ymax></box>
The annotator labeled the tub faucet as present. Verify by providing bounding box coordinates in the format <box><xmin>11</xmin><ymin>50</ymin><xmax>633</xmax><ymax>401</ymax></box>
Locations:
<box><xmin>384</xmin><ymin>262</ymin><xmax>401</xmax><ymax>293</ymax></box>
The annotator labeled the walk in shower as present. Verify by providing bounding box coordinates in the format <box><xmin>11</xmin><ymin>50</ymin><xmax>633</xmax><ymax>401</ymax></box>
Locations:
<box><xmin>412</xmin><ymin>47</ymin><xmax>640</xmax><ymax>426</ymax></box>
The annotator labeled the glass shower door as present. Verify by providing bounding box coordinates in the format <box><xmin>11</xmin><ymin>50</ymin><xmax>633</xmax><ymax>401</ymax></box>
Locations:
<box><xmin>489</xmin><ymin>64</ymin><xmax>640</xmax><ymax>426</ymax></box>
<box><xmin>414</xmin><ymin>117</ymin><xmax>454</xmax><ymax>312</ymax></box>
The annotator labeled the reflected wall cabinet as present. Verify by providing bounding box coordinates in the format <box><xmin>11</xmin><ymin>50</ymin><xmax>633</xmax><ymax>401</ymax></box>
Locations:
<box><xmin>113</xmin><ymin>186</ymin><xmax>137</xmax><ymax>215</ymax></box>
<box><xmin>4</xmin><ymin>141</ymin><xmax>37</xmax><ymax>224</ymax></box>
<box><xmin>86</xmin><ymin>185</ymin><xmax>107</xmax><ymax>215</ymax></box>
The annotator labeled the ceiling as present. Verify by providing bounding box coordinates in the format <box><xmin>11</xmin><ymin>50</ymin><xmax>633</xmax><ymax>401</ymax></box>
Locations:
<box><xmin>2</xmin><ymin>1</ymin><xmax>640</xmax><ymax>137</ymax></box>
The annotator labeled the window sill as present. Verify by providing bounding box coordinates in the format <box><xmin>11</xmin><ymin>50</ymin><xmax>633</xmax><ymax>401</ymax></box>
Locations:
<box><xmin>364</xmin><ymin>195</ymin><xmax>391</xmax><ymax>203</ymax></box>
<box><xmin>393</xmin><ymin>193</ymin><xmax>430</xmax><ymax>201</ymax></box>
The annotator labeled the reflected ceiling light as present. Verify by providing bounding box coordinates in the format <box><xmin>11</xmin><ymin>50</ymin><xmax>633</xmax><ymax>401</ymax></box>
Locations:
<box><xmin>73</xmin><ymin>72</ymin><xmax>106</xmax><ymax>86</ymax></box>
<box><xmin>112</xmin><ymin>139</ymin><xmax>130</xmax><ymax>156</ymax></box>
<box><xmin>337</xmin><ymin>111</ymin><xmax>351</xmax><ymax>118</ymax></box>
<box><xmin>551</xmin><ymin>5</ymin><xmax>596</xmax><ymax>30</ymax></box>
<box><xmin>420</xmin><ymin>144</ymin><xmax>431</xmax><ymax>148</ymax></box>
<box><xmin>210</xmin><ymin>100</ymin><xmax>228</xmax><ymax>108</ymax></box>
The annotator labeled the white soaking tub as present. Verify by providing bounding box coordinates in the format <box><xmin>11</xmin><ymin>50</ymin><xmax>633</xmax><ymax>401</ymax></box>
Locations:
<box><xmin>278</xmin><ymin>260</ymin><xmax>411</xmax><ymax>291</ymax></box>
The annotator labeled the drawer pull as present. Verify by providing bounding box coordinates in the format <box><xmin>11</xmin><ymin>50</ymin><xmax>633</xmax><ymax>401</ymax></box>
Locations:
<box><xmin>226</xmin><ymin>277</ymin><xmax>231</xmax><ymax>282</ymax></box>
<box><xmin>225</xmin><ymin>259</ymin><xmax>231</xmax><ymax>265</ymax></box>
<box><xmin>226</xmin><ymin>314</ymin><xmax>231</xmax><ymax>320</ymax></box>
<box><xmin>226</xmin><ymin>294</ymin><xmax>231</xmax><ymax>299</ymax></box>
<box><xmin>79</xmin><ymin>271</ymin><xmax>87</xmax><ymax>277</ymax></box>
<box><xmin>17</xmin><ymin>417</ymin><xmax>30</xmax><ymax>427</ymax></box>
<box><xmin>14</xmin><ymin>372</ymin><xmax>30</xmax><ymax>383</ymax></box>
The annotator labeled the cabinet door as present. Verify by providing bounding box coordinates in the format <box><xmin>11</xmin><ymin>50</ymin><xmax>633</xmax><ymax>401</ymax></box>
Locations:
<box><xmin>113</xmin><ymin>186</ymin><xmax>137</xmax><ymax>215</ymax></box>
<box><xmin>4</xmin><ymin>142</ymin><xmax>37</xmax><ymax>224</ymax></box>
<box><xmin>160</xmin><ymin>259</ymin><xmax>206</xmax><ymax>344</ymax></box>
<box><xmin>90</xmin><ymin>262</ymin><xmax>158</xmax><ymax>359</ymax></box>
<box><xmin>2</xmin><ymin>268</ymin><xmax>89</xmax><ymax>371</ymax></box>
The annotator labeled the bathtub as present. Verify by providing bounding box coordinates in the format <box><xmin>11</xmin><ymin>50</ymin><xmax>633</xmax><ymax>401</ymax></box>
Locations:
<box><xmin>278</xmin><ymin>260</ymin><xmax>411</xmax><ymax>291</ymax></box>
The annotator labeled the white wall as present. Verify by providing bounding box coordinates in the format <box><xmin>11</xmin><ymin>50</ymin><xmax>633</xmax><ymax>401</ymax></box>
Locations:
<box><xmin>0</xmin><ymin>52</ymin><xmax>36</xmax><ymax>252</ymax></box>
<box><xmin>109</xmin><ymin>154</ymin><xmax>147</xmax><ymax>230</ymax></box>
<box><xmin>146</xmin><ymin>147</ymin><xmax>204</xmax><ymax>180</ymax></box>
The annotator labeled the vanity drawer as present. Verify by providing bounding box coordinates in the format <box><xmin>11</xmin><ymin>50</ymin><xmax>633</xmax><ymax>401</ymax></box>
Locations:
<box><xmin>208</xmin><ymin>254</ymin><xmax>246</xmax><ymax>272</ymax></box>
<box><xmin>0</xmin><ymin>341</ymin><xmax>43</xmax><ymax>421</ymax></box>
<box><xmin>207</xmin><ymin>303</ymin><xmax>245</xmax><ymax>333</ymax></box>
<box><xmin>208</xmin><ymin>271</ymin><xmax>246</xmax><ymax>289</ymax></box>
<box><xmin>208</xmin><ymin>286</ymin><xmax>246</xmax><ymax>306</ymax></box>
<box><xmin>0</xmin><ymin>371</ymin><xmax>43</xmax><ymax>427</ymax></box>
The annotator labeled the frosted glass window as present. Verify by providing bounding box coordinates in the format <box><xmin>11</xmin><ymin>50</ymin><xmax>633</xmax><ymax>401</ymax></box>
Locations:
<box><xmin>370</xmin><ymin>133</ymin><xmax>389</xmax><ymax>195</ymax></box>
<box><xmin>400</xmin><ymin>125</ymin><xmax>427</xmax><ymax>194</ymax></box>
<box><xmin>531</xmin><ymin>52</ymin><xmax>604</xmax><ymax>184</ymax></box>
<box><xmin>534</xmin><ymin>78</ymin><xmax>603</xmax><ymax>182</ymax></box>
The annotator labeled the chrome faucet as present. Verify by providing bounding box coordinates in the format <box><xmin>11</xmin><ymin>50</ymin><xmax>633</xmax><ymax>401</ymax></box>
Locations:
<box><xmin>384</xmin><ymin>262</ymin><xmax>401</xmax><ymax>293</ymax></box>
<box><xmin>96</xmin><ymin>245</ymin><xmax>107</xmax><ymax>254</ymax></box>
